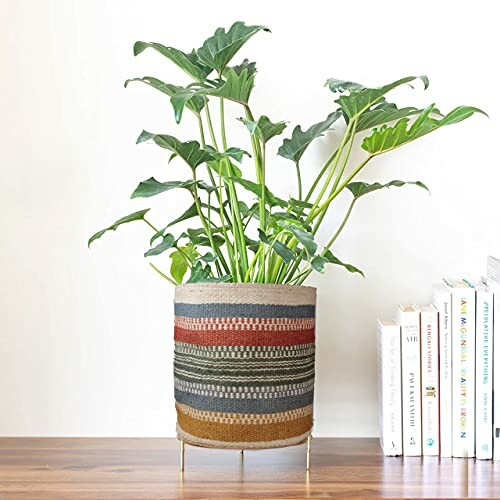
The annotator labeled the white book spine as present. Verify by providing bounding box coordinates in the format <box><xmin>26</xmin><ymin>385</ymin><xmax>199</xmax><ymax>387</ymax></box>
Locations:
<box><xmin>398</xmin><ymin>306</ymin><xmax>422</xmax><ymax>456</ymax></box>
<box><xmin>494</xmin><ymin>286</ymin><xmax>500</xmax><ymax>461</ymax></box>
<box><xmin>377</xmin><ymin>320</ymin><xmax>403</xmax><ymax>456</ymax></box>
<box><xmin>433</xmin><ymin>285</ymin><xmax>452</xmax><ymax>457</ymax></box>
<box><xmin>448</xmin><ymin>282</ymin><xmax>476</xmax><ymax>457</ymax></box>
<box><xmin>486</xmin><ymin>256</ymin><xmax>500</xmax><ymax>460</ymax></box>
<box><xmin>475</xmin><ymin>285</ymin><xmax>493</xmax><ymax>459</ymax></box>
<box><xmin>420</xmin><ymin>306</ymin><xmax>439</xmax><ymax>456</ymax></box>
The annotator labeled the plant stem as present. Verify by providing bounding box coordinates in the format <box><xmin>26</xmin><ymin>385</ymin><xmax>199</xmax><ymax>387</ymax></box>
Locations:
<box><xmin>310</xmin><ymin>156</ymin><xmax>372</xmax><ymax>221</ymax></box>
<box><xmin>198</xmin><ymin>112</ymin><xmax>231</xmax><ymax>276</ymax></box>
<box><xmin>244</xmin><ymin>105</ymin><xmax>266</xmax><ymax>282</ymax></box>
<box><xmin>244</xmin><ymin>245</ymin><xmax>263</xmax><ymax>282</ymax></box>
<box><xmin>311</xmin><ymin>128</ymin><xmax>356</xmax><ymax>235</ymax></box>
<box><xmin>204</xmin><ymin>98</ymin><xmax>219</xmax><ymax>150</ymax></box>
<box><xmin>296</xmin><ymin>200</ymin><xmax>356</xmax><ymax>285</ymax></box>
<box><xmin>304</xmin><ymin>148</ymin><xmax>339</xmax><ymax>202</ymax></box>
<box><xmin>197</xmin><ymin>114</ymin><xmax>206</xmax><ymax>148</ymax></box>
<box><xmin>205</xmin><ymin>97</ymin><xmax>245</xmax><ymax>278</ymax></box>
<box><xmin>220</xmin><ymin>98</ymin><xmax>228</xmax><ymax>150</ymax></box>
<box><xmin>287</xmin><ymin>267</ymin><xmax>310</xmax><ymax>285</ymax></box>
<box><xmin>218</xmin><ymin>173</ymin><xmax>238</xmax><ymax>279</ymax></box>
<box><xmin>217</xmin><ymin>98</ymin><xmax>248</xmax><ymax>281</ymax></box>
<box><xmin>149</xmin><ymin>263</ymin><xmax>176</xmax><ymax>285</ymax></box>
<box><xmin>191</xmin><ymin>167</ymin><xmax>230</xmax><ymax>274</ymax></box>
<box><xmin>295</xmin><ymin>161</ymin><xmax>302</xmax><ymax>200</ymax></box>
<box><xmin>143</xmin><ymin>218</ymin><xmax>159</xmax><ymax>233</ymax></box>
<box><xmin>306</xmin><ymin>120</ymin><xmax>355</xmax><ymax>225</ymax></box>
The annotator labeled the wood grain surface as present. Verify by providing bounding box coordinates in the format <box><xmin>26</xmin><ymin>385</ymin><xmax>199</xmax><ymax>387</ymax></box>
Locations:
<box><xmin>0</xmin><ymin>437</ymin><xmax>498</xmax><ymax>499</ymax></box>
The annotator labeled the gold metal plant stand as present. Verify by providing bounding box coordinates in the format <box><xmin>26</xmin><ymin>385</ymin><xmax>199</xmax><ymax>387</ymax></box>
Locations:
<box><xmin>179</xmin><ymin>435</ymin><xmax>312</xmax><ymax>472</ymax></box>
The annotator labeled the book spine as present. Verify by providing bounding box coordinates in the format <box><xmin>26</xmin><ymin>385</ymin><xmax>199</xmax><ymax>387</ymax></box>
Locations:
<box><xmin>476</xmin><ymin>288</ymin><xmax>493</xmax><ymax>459</ymax></box>
<box><xmin>433</xmin><ymin>289</ymin><xmax>452</xmax><ymax>457</ymax></box>
<box><xmin>400</xmin><ymin>312</ymin><xmax>422</xmax><ymax>456</ymax></box>
<box><xmin>421</xmin><ymin>309</ymin><xmax>439</xmax><ymax>456</ymax></box>
<box><xmin>451</xmin><ymin>287</ymin><xmax>476</xmax><ymax>457</ymax></box>
<box><xmin>378</xmin><ymin>323</ymin><xmax>403</xmax><ymax>456</ymax></box>
<box><xmin>490</xmin><ymin>283</ymin><xmax>500</xmax><ymax>460</ymax></box>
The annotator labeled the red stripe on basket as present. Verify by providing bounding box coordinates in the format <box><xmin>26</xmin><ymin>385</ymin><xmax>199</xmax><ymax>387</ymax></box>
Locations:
<box><xmin>174</xmin><ymin>326</ymin><xmax>315</xmax><ymax>346</ymax></box>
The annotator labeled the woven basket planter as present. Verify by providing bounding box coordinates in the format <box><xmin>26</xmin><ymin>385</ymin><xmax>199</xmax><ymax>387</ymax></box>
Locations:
<box><xmin>174</xmin><ymin>283</ymin><xmax>316</xmax><ymax>450</ymax></box>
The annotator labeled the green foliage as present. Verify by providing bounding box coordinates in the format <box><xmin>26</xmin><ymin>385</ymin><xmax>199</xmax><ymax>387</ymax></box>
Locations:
<box><xmin>239</xmin><ymin>115</ymin><xmax>287</xmax><ymax>143</ymax></box>
<box><xmin>144</xmin><ymin>233</ymin><xmax>175</xmax><ymax>257</ymax></box>
<box><xmin>136</xmin><ymin>131</ymin><xmax>214</xmax><ymax>168</ymax></box>
<box><xmin>197</xmin><ymin>22</ymin><xmax>269</xmax><ymax>74</ymax></box>
<box><xmin>90</xmin><ymin>21</ymin><xmax>485</xmax><ymax>286</ymax></box>
<box><xmin>133</xmin><ymin>42</ymin><xmax>211</xmax><ymax>81</ymax></box>
<box><xmin>206</xmin><ymin>68</ymin><xmax>255</xmax><ymax>104</ymax></box>
<box><xmin>131</xmin><ymin>178</ymin><xmax>196</xmax><ymax>198</ymax></box>
<box><xmin>88</xmin><ymin>209</ymin><xmax>150</xmax><ymax>247</ymax></box>
<box><xmin>361</xmin><ymin>105</ymin><xmax>486</xmax><ymax>155</ymax></box>
<box><xmin>347</xmin><ymin>180</ymin><xmax>429</xmax><ymax>199</ymax></box>
<box><xmin>278</xmin><ymin>111</ymin><xmax>342</xmax><ymax>163</ymax></box>
<box><xmin>331</xmin><ymin>76</ymin><xmax>429</xmax><ymax>121</ymax></box>
<box><xmin>124</xmin><ymin>77</ymin><xmax>205</xmax><ymax>117</ymax></box>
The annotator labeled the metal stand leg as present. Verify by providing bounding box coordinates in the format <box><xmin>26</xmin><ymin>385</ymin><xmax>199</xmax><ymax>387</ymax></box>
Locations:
<box><xmin>180</xmin><ymin>439</ymin><xmax>185</xmax><ymax>472</ymax></box>
<box><xmin>306</xmin><ymin>435</ymin><xmax>312</xmax><ymax>471</ymax></box>
<box><xmin>240</xmin><ymin>449</ymin><xmax>244</xmax><ymax>463</ymax></box>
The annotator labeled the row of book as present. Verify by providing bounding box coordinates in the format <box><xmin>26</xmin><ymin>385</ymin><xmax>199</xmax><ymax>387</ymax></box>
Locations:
<box><xmin>377</xmin><ymin>256</ymin><xmax>500</xmax><ymax>459</ymax></box>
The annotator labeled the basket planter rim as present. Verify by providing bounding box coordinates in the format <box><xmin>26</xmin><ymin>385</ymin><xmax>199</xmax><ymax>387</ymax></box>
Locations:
<box><xmin>175</xmin><ymin>283</ymin><xmax>316</xmax><ymax>292</ymax></box>
<box><xmin>175</xmin><ymin>282</ymin><xmax>317</xmax><ymax>307</ymax></box>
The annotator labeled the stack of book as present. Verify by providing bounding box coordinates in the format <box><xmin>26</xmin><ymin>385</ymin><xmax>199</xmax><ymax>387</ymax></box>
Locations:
<box><xmin>378</xmin><ymin>255</ymin><xmax>500</xmax><ymax>459</ymax></box>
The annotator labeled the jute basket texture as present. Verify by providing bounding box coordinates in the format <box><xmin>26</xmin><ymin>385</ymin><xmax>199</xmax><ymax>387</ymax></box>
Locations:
<box><xmin>174</xmin><ymin>283</ymin><xmax>316</xmax><ymax>449</ymax></box>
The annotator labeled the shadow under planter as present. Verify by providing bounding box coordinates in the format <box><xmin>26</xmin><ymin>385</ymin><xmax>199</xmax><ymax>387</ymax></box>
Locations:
<box><xmin>174</xmin><ymin>283</ymin><xmax>316</xmax><ymax>450</ymax></box>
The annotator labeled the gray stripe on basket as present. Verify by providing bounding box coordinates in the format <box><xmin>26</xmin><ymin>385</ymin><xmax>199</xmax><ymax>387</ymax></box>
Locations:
<box><xmin>174</xmin><ymin>303</ymin><xmax>316</xmax><ymax>319</ymax></box>
<box><xmin>174</xmin><ymin>388</ymin><xmax>314</xmax><ymax>413</ymax></box>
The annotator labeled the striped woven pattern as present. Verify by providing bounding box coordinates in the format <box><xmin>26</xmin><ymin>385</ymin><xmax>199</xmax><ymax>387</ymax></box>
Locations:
<box><xmin>174</xmin><ymin>283</ymin><xmax>316</xmax><ymax>449</ymax></box>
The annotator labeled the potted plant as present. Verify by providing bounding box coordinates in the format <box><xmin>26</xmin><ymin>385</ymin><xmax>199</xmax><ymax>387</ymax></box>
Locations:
<box><xmin>89</xmin><ymin>21</ymin><xmax>484</xmax><ymax>463</ymax></box>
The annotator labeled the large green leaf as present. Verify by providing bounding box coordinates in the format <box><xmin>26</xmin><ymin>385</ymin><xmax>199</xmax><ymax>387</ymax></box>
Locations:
<box><xmin>184</xmin><ymin>228</ymin><xmax>225</xmax><ymax>248</ymax></box>
<box><xmin>258</xmin><ymin>229</ymin><xmax>295</xmax><ymax>263</ymax></box>
<box><xmin>131</xmin><ymin>178</ymin><xmax>196</xmax><ymax>198</ymax></box>
<box><xmin>186</xmin><ymin>261</ymin><xmax>212</xmax><ymax>283</ymax></box>
<box><xmin>136</xmin><ymin>131</ymin><xmax>214</xmax><ymax>168</ymax></box>
<box><xmin>361</xmin><ymin>105</ymin><xmax>486</xmax><ymax>155</ymax></box>
<box><xmin>133</xmin><ymin>42</ymin><xmax>211</xmax><ymax>81</ymax></box>
<box><xmin>315</xmin><ymin>250</ymin><xmax>364</xmax><ymax>277</ymax></box>
<box><xmin>288</xmin><ymin>226</ymin><xmax>317</xmax><ymax>256</ymax></box>
<box><xmin>231</xmin><ymin>178</ymin><xmax>287</xmax><ymax>208</ymax></box>
<box><xmin>325</xmin><ymin>79</ymin><xmax>366</xmax><ymax>93</ymax></box>
<box><xmin>144</xmin><ymin>233</ymin><xmax>176</xmax><ymax>257</ymax></box>
<box><xmin>356</xmin><ymin>102</ymin><xmax>426</xmax><ymax>132</ymax></box>
<box><xmin>167</xmin><ymin>202</ymin><xmax>220</xmax><ymax>227</ymax></box>
<box><xmin>330</xmin><ymin>76</ymin><xmax>429</xmax><ymax>121</ymax></box>
<box><xmin>271</xmin><ymin>211</ymin><xmax>309</xmax><ymax>231</ymax></box>
<box><xmin>170</xmin><ymin>250</ymin><xmax>188</xmax><ymax>284</ymax></box>
<box><xmin>223</xmin><ymin>147</ymin><xmax>251</xmax><ymax>163</ymax></box>
<box><xmin>278</xmin><ymin>111</ymin><xmax>342</xmax><ymax>163</ymax></box>
<box><xmin>205</xmin><ymin>68</ymin><xmax>255</xmax><ymax>105</ymax></box>
<box><xmin>167</xmin><ymin>203</ymin><xmax>199</xmax><ymax>227</ymax></box>
<box><xmin>208</xmin><ymin>159</ymin><xmax>242</xmax><ymax>178</ymax></box>
<box><xmin>273</xmin><ymin>240</ymin><xmax>295</xmax><ymax>263</ymax></box>
<box><xmin>88</xmin><ymin>209</ymin><xmax>150</xmax><ymax>247</ymax></box>
<box><xmin>347</xmin><ymin>180</ymin><xmax>429</xmax><ymax>199</ymax></box>
<box><xmin>197</xmin><ymin>22</ymin><xmax>269</xmax><ymax>74</ymax></box>
<box><xmin>227</xmin><ymin>59</ymin><xmax>257</xmax><ymax>77</ymax></box>
<box><xmin>124</xmin><ymin>77</ymin><xmax>205</xmax><ymax>117</ymax></box>
<box><xmin>205</xmin><ymin>145</ymin><xmax>251</xmax><ymax>163</ymax></box>
<box><xmin>169</xmin><ymin>87</ymin><xmax>203</xmax><ymax>123</ymax></box>
<box><xmin>168</xmin><ymin>65</ymin><xmax>256</xmax><ymax>121</ymax></box>
<box><xmin>239</xmin><ymin>115</ymin><xmax>287</xmax><ymax>143</ymax></box>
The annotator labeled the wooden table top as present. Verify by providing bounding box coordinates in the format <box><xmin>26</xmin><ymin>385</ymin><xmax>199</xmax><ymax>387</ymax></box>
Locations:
<box><xmin>0</xmin><ymin>437</ymin><xmax>498</xmax><ymax>499</ymax></box>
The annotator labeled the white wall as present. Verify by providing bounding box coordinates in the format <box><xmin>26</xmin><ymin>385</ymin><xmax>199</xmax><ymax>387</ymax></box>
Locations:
<box><xmin>1</xmin><ymin>0</ymin><xmax>498</xmax><ymax>437</ymax></box>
